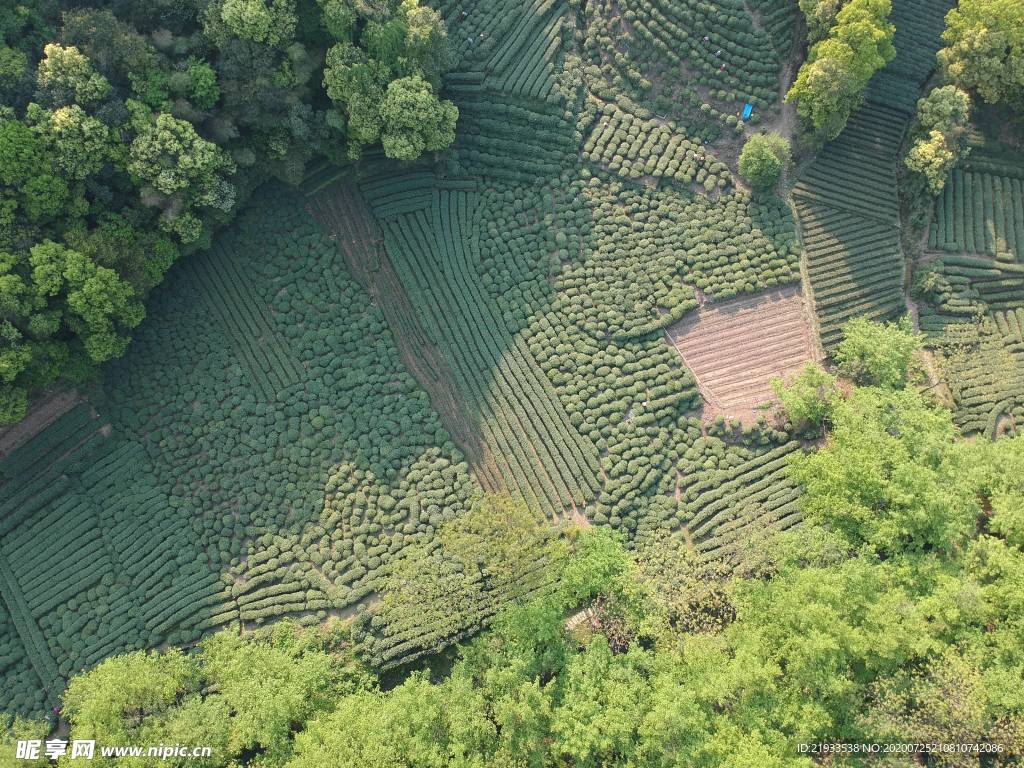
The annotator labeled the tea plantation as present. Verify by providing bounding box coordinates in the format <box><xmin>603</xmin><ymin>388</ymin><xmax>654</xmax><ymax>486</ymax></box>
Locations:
<box><xmin>0</xmin><ymin>191</ymin><xmax>482</xmax><ymax>711</ymax></box>
<box><xmin>917</xmin><ymin>140</ymin><xmax>1024</xmax><ymax>437</ymax></box>
<box><xmin>792</xmin><ymin>0</ymin><xmax>953</xmax><ymax>350</ymax></box>
<box><xmin>2</xmin><ymin>0</ymin><xmax>1016</xmax><ymax>724</ymax></box>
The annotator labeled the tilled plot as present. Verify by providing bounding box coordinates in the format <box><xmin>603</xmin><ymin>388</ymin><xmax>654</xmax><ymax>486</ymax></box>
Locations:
<box><xmin>666</xmin><ymin>286</ymin><xmax>821</xmax><ymax>419</ymax></box>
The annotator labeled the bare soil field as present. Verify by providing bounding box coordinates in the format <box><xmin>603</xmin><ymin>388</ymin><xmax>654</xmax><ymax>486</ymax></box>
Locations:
<box><xmin>666</xmin><ymin>286</ymin><xmax>821</xmax><ymax>421</ymax></box>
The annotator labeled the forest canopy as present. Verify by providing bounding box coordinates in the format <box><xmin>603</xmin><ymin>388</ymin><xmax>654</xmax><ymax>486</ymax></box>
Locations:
<box><xmin>0</xmin><ymin>0</ymin><xmax>457</xmax><ymax>423</ymax></box>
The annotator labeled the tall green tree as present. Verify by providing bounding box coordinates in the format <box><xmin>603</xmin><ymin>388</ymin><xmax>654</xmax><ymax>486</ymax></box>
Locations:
<box><xmin>835</xmin><ymin>316</ymin><xmax>920</xmax><ymax>388</ymax></box>
<box><xmin>771</xmin><ymin>362</ymin><xmax>839</xmax><ymax>434</ymax></box>
<box><xmin>799</xmin><ymin>0</ymin><xmax>843</xmax><ymax>43</ymax></box>
<box><xmin>937</xmin><ymin>0</ymin><xmax>1024</xmax><ymax>110</ymax></box>
<box><xmin>787</xmin><ymin>0</ymin><xmax>895</xmax><ymax>139</ymax></box>
<box><xmin>738</xmin><ymin>132</ymin><xmax>791</xmax><ymax>190</ymax></box>
<box><xmin>904</xmin><ymin>85</ymin><xmax>972</xmax><ymax>194</ymax></box>
<box><xmin>379</xmin><ymin>75</ymin><xmax>457</xmax><ymax>161</ymax></box>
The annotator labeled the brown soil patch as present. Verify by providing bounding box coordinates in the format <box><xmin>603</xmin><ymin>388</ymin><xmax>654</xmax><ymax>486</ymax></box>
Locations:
<box><xmin>0</xmin><ymin>388</ymin><xmax>79</xmax><ymax>459</ymax></box>
<box><xmin>666</xmin><ymin>286</ymin><xmax>821</xmax><ymax>422</ymax></box>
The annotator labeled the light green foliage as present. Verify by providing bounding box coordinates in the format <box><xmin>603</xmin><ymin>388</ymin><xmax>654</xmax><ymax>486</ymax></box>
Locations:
<box><xmin>200</xmin><ymin>632</ymin><xmax>339</xmax><ymax>762</ymax></box>
<box><xmin>286</xmin><ymin>674</ymin><xmax>495</xmax><ymax>768</ymax></box>
<box><xmin>906</xmin><ymin>129</ymin><xmax>959</xmax><ymax>194</ymax></box>
<box><xmin>379</xmin><ymin>75</ymin><xmax>457</xmax><ymax>160</ymax></box>
<box><xmin>904</xmin><ymin>85</ymin><xmax>972</xmax><ymax>194</ymax></box>
<box><xmin>61</xmin><ymin>622</ymin><xmax>369</xmax><ymax>768</ymax></box>
<box><xmin>787</xmin><ymin>0</ymin><xmax>896</xmax><ymax>138</ymax></box>
<box><xmin>323</xmin><ymin>42</ymin><xmax>390</xmax><ymax>150</ymax></box>
<box><xmin>937</xmin><ymin>0</ymin><xmax>1024</xmax><ymax>109</ymax></box>
<box><xmin>738</xmin><ymin>132</ymin><xmax>790</xmax><ymax>190</ymax></box>
<box><xmin>397</xmin><ymin>0</ymin><xmax>450</xmax><ymax>85</ymax></box>
<box><xmin>62</xmin><ymin>650</ymin><xmax>198</xmax><ymax>747</ymax></box>
<box><xmin>771</xmin><ymin>362</ymin><xmax>839</xmax><ymax>432</ymax></box>
<box><xmin>28</xmin><ymin>104</ymin><xmax>112</xmax><ymax>181</ymax></box>
<box><xmin>550</xmin><ymin>639</ymin><xmax>652</xmax><ymax>766</ymax></box>
<box><xmin>835</xmin><ymin>316</ymin><xmax>921</xmax><ymax>388</ymax></box>
<box><xmin>35</xmin><ymin>44</ymin><xmax>111</xmax><ymax>105</ymax></box>
<box><xmin>799</xmin><ymin>0</ymin><xmax>842</xmax><ymax>43</ymax></box>
<box><xmin>319</xmin><ymin>0</ymin><xmax>357</xmax><ymax>41</ymax></box>
<box><xmin>28</xmin><ymin>241</ymin><xmax>145</xmax><ymax>363</ymax></box>
<box><xmin>558</xmin><ymin>527</ymin><xmax>632</xmax><ymax>607</ymax></box>
<box><xmin>789</xmin><ymin>385</ymin><xmax>974</xmax><ymax>555</ymax></box>
<box><xmin>205</xmin><ymin>0</ymin><xmax>298</xmax><ymax>48</ymax></box>
<box><xmin>185</xmin><ymin>60</ymin><xmax>220</xmax><ymax>110</ymax></box>
<box><xmin>127</xmin><ymin>111</ymin><xmax>236</xmax><ymax>241</ymax></box>
<box><xmin>0</xmin><ymin>717</ymin><xmax>50</xmax><ymax>768</ymax></box>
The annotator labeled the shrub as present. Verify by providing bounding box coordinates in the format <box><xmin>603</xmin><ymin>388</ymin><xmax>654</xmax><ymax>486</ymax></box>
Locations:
<box><xmin>738</xmin><ymin>132</ymin><xmax>791</xmax><ymax>190</ymax></box>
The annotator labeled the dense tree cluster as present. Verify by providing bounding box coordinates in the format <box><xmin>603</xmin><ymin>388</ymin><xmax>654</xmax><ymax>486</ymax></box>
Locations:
<box><xmin>0</xmin><ymin>0</ymin><xmax>456</xmax><ymax>422</ymax></box>
<box><xmin>904</xmin><ymin>85</ymin><xmax>972</xmax><ymax>195</ymax></box>
<box><xmin>798</xmin><ymin>0</ymin><xmax>843</xmax><ymax>44</ymax></box>
<box><xmin>787</xmin><ymin>0</ymin><xmax>896</xmax><ymax>139</ymax></box>
<box><xmin>937</xmin><ymin>0</ymin><xmax>1024</xmax><ymax>111</ymax></box>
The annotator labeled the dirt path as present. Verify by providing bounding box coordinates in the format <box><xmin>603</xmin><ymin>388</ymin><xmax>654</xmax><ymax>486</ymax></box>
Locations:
<box><xmin>0</xmin><ymin>389</ymin><xmax>79</xmax><ymax>458</ymax></box>
<box><xmin>307</xmin><ymin>183</ymin><xmax>501</xmax><ymax>487</ymax></box>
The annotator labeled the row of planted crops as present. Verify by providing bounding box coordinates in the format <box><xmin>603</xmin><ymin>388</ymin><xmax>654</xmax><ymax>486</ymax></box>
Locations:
<box><xmin>2</xmin><ymin>0</ymin><xmax>831</xmax><ymax>714</ymax></box>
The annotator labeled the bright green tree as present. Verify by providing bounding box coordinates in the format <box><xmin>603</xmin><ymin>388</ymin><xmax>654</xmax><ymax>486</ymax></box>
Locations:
<box><xmin>204</xmin><ymin>0</ymin><xmax>298</xmax><ymax>48</ymax></box>
<box><xmin>286</xmin><ymin>674</ymin><xmax>496</xmax><ymax>768</ymax></box>
<box><xmin>61</xmin><ymin>649</ymin><xmax>199</xmax><ymax>749</ymax></box>
<box><xmin>835</xmin><ymin>316</ymin><xmax>920</xmax><ymax>388</ymax></box>
<box><xmin>771</xmin><ymin>362</ymin><xmax>839</xmax><ymax>434</ymax></box>
<box><xmin>787</xmin><ymin>0</ymin><xmax>895</xmax><ymax>139</ymax></box>
<box><xmin>937</xmin><ymin>0</ymin><xmax>1024</xmax><ymax>110</ymax></box>
<box><xmin>904</xmin><ymin>85</ymin><xmax>972</xmax><ymax>194</ymax></box>
<box><xmin>0</xmin><ymin>717</ymin><xmax>50</xmax><ymax>768</ymax></box>
<box><xmin>323</xmin><ymin>42</ymin><xmax>391</xmax><ymax>152</ymax></box>
<box><xmin>35</xmin><ymin>43</ymin><xmax>111</xmax><ymax>105</ymax></box>
<box><xmin>379</xmin><ymin>75</ymin><xmax>457</xmax><ymax>160</ymax></box>
<box><xmin>28</xmin><ymin>104</ymin><xmax>113</xmax><ymax>180</ymax></box>
<box><xmin>127</xmin><ymin>110</ymin><xmax>235</xmax><ymax>241</ymax></box>
<box><xmin>738</xmin><ymin>132</ymin><xmax>791</xmax><ymax>189</ymax></box>
<box><xmin>550</xmin><ymin>639</ymin><xmax>652</xmax><ymax>766</ymax></box>
<box><xmin>788</xmin><ymin>385</ymin><xmax>975</xmax><ymax>555</ymax></box>
<box><xmin>199</xmin><ymin>630</ymin><xmax>340</xmax><ymax>763</ymax></box>
<box><xmin>799</xmin><ymin>0</ymin><xmax>843</xmax><ymax>43</ymax></box>
<box><xmin>29</xmin><ymin>240</ymin><xmax>145</xmax><ymax>363</ymax></box>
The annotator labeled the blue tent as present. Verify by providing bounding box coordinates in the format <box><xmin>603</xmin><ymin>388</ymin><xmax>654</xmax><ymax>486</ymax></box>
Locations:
<box><xmin>742</xmin><ymin>103</ymin><xmax>753</xmax><ymax>121</ymax></box>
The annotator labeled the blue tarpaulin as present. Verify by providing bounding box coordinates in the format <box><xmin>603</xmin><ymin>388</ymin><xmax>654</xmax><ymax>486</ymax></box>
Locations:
<box><xmin>742</xmin><ymin>103</ymin><xmax>753</xmax><ymax>121</ymax></box>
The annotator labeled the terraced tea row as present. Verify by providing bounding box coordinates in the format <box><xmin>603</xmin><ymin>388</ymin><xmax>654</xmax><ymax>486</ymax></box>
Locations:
<box><xmin>797</xmin><ymin>203</ymin><xmax>905</xmax><ymax>349</ymax></box>
<box><xmin>930</xmin><ymin>170</ymin><xmax>1024</xmax><ymax>258</ymax></box>
<box><xmin>918</xmin><ymin>163</ymin><xmax>1024</xmax><ymax>435</ymax></box>
<box><xmin>0</xmin><ymin>189</ymin><xmax>491</xmax><ymax>713</ymax></box>
<box><xmin>792</xmin><ymin>0</ymin><xmax>952</xmax><ymax>353</ymax></box>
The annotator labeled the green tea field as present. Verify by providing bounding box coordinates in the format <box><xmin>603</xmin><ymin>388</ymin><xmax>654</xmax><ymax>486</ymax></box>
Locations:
<box><xmin>2</xmin><ymin>0</ymin><xmax>1021</xmax><ymax>732</ymax></box>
